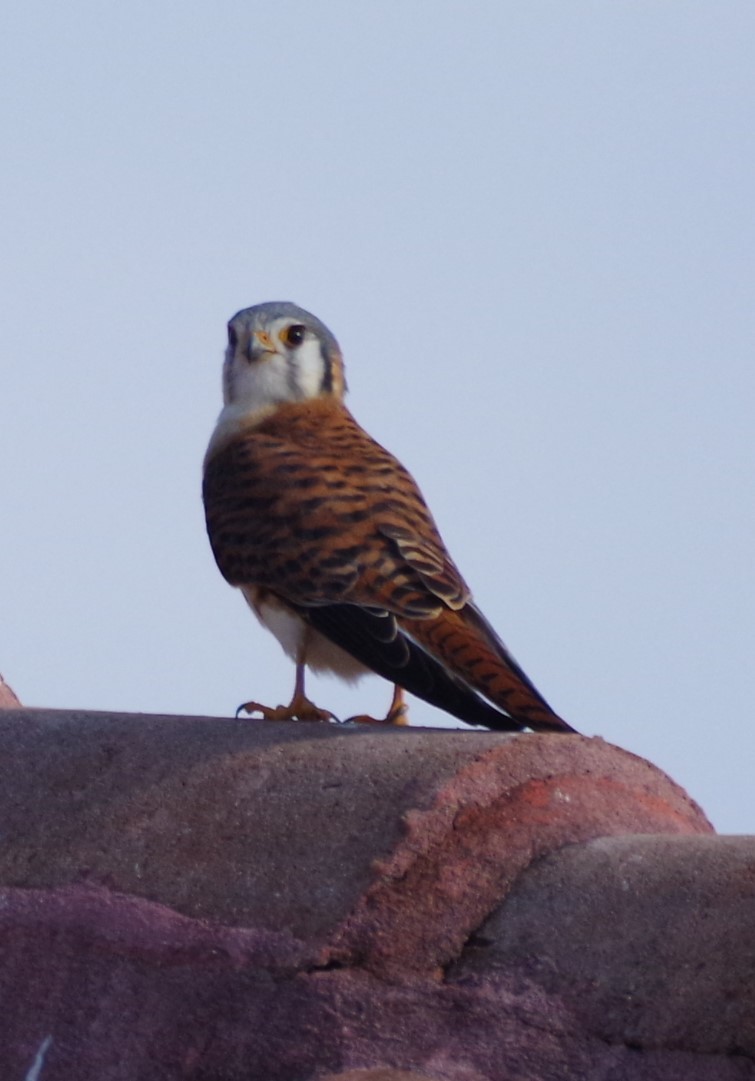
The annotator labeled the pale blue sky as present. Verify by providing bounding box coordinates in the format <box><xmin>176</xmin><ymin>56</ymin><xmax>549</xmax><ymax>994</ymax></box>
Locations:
<box><xmin>2</xmin><ymin>2</ymin><xmax>753</xmax><ymax>832</ymax></box>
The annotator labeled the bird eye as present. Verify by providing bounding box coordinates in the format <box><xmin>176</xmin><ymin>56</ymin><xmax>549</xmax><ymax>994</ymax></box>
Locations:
<box><xmin>227</xmin><ymin>324</ymin><xmax>238</xmax><ymax>349</ymax></box>
<box><xmin>283</xmin><ymin>323</ymin><xmax>306</xmax><ymax>347</ymax></box>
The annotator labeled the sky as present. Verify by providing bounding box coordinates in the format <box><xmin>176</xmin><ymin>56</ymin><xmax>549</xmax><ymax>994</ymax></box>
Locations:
<box><xmin>1</xmin><ymin>2</ymin><xmax>753</xmax><ymax>833</ymax></box>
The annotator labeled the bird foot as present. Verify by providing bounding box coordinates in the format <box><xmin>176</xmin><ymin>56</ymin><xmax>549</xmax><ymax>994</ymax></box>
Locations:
<box><xmin>345</xmin><ymin>701</ymin><xmax>410</xmax><ymax>727</ymax></box>
<box><xmin>236</xmin><ymin>694</ymin><xmax>337</xmax><ymax>724</ymax></box>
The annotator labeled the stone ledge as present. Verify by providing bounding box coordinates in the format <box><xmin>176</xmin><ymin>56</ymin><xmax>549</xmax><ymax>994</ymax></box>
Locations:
<box><xmin>1</xmin><ymin>708</ymin><xmax>749</xmax><ymax>1081</ymax></box>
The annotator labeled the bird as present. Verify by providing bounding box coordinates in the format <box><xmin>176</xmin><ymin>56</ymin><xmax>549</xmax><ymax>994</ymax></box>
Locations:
<box><xmin>203</xmin><ymin>301</ymin><xmax>576</xmax><ymax>734</ymax></box>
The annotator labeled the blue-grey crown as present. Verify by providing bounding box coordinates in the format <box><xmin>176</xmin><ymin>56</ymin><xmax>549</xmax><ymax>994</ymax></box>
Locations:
<box><xmin>231</xmin><ymin>301</ymin><xmax>342</xmax><ymax>363</ymax></box>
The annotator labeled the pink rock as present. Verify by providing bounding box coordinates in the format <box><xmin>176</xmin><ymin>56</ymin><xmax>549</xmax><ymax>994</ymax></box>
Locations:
<box><xmin>0</xmin><ymin>673</ymin><xmax>21</xmax><ymax>708</ymax></box>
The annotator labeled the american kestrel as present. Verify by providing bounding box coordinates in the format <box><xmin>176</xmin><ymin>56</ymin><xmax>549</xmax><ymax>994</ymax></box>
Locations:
<box><xmin>203</xmin><ymin>301</ymin><xmax>575</xmax><ymax>733</ymax></box>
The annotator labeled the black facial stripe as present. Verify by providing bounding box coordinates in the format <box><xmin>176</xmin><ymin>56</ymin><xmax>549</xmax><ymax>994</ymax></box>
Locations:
<box><xmin>320</xmin><ymin>350</ymin><xmax>334</xmax><ymax>395</ymax></box>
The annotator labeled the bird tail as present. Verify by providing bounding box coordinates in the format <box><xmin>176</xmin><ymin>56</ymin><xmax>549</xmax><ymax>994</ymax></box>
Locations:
<box><xmin>402</xmin><ymin>605</ymin><xmax>575</xmax><ymax>733</ymax></box>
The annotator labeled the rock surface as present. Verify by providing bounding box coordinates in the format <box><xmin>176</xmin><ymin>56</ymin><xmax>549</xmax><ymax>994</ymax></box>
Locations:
<box><xmin>0</xmin><ymin>708</ymin><xmax>751</xmax><ymax>1080</ymax></box>
<box><xmin>0</xmin><ymin>673</ymin><xmax>21</xmax><ymax>708</ymax></box>
<box><xmin>453</xmin><ymin>833</ymin><xmax>755</xmax><ymax>1056</ymax></box>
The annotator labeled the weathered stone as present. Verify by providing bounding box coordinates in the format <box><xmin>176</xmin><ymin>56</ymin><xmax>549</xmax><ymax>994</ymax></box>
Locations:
<box><xmin>453</xmin><ymin>833</ymin><xmax>755</xmax><ymax>1055</ymax></box>
<box><xmin>0</xmin><ymin>708</ymin><xmax>748</xmax><ymax>1081</ymax></box>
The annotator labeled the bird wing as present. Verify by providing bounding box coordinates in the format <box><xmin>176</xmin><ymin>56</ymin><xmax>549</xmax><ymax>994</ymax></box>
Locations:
<box><xmin>203</xmin><ymin>399</ymin><xmax>573</xmax><ymax>732</ymax></box>
<box><xmin>203</xmin><ymin>399</ymin><xmax>468</xmax><ymax>617</ymax></box>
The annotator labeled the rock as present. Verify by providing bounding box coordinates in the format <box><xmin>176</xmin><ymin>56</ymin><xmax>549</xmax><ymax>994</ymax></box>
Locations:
<box><xmin>0</xmin><ymin>673</ymin><xmax>21</xmax><ymax>708</ymax></box>
<box><xmin>1</xmin><ymin>709</ymin><xmax>748</xmax><ymax>1081</ymax></box>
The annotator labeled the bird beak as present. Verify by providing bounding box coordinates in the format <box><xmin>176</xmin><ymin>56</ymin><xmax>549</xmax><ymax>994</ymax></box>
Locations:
<box><xmin>245</xmin><ymin>329</ymin><xmax>276</xmax><ymax>362</ymax></box>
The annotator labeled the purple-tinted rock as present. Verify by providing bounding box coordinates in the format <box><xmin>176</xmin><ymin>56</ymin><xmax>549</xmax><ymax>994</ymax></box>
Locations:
<box><xmin>320</xmin><ymin>1073</ymin><xmax>445</xmax><ymax>1081</ymax></box>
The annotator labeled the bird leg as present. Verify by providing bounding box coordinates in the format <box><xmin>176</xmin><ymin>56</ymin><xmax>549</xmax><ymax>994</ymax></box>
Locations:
<box><xmin>346</xmin><ymin>684</ymin><xmax>409</xmax><ymax>726</ymax></box>
<box><xmin>237</xmin><ymin>660</ymin><xmax>336</xmax><ymax>723</ymax></box>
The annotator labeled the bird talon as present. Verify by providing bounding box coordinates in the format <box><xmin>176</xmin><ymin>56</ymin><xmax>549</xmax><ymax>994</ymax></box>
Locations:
<box><xmin>344</xmin><ymin>685</ymin><xmax>409</xmax><ymax>727</ymax></box>
<box><xmin>346</xmin><ymin>703</ymin><xmax>410</xmax><ymax>727</ymax></box>
<box><xmin>235</xmin><ymin>700</ymin><xmax>280</xmax><ymax>720</ymax></box>
<box><xmin>389</xmin><ymin>702</ymin><xmax>410</xmax><ymax>726</ymax></box>
<box><xmin>236</xmin><ymin>696</ymin><xmax>337</xmax><ymax>724</ymax></box>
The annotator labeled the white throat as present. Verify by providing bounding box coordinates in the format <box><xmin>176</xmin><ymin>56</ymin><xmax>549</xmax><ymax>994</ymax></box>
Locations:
<box><xmin>205</xmin><ymin>336</ymin><xmax>327</xmax><ymax>464</ymax></box>
<box><xmin>224</xmin><ymin>336</ymin><xmax>326</xmax><ymax>411</ymax></box>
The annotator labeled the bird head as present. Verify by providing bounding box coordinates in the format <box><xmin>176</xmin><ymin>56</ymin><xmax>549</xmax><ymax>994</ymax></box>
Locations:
<box><xmin>222</xmin><ymin>301</ymin><xmax>346</xmax><ymax>413</ymax></box>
